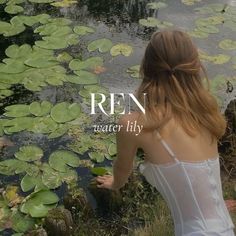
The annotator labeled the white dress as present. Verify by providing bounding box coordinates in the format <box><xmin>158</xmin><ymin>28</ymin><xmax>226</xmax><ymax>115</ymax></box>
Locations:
<box><xmin>139</xmin><ymin>131</ymin><xmax>235</xmax><ymax>236</ymax></box>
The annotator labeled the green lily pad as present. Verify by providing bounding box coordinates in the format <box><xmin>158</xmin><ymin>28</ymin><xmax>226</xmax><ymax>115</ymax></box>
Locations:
<box><xmin>20</xmin><ymin>190</ymin><xmax>59</xmax><ymax>218</ymax></box>
<box><xmin>73</xmin><ymin>25</ymin><xmax>95</xmax><ymax>35</ymax></box>
<box><xmin>69</xmin><ymin>56</ymin><xmax>103</xmax><ymax>71</ymax></box>
<box><xmin>21</xmin><ymin>174</ymin><xmax>46</xmax><ymax>192</ymax></box>
<box><xmin>197</xmin><ymin>24</ymin><xmax>219</xmax><ymax>33</ymax></box>
<box><xmin>0</xmin><ymin>59</ymin><xmax>27</xmax><ymax>74</ymax></box>
<box><xmin>35</xmin><ymin>37</ymin><xmax>68</xmax><ymax>50</ymax></box>
<box><xmin>4</xmin><ymin>4</ymin><xmax>23</xmax><ymax>14</ymax></box>
<box><xmin>51</xmin><ymin>0</ymin><xmax>77</xmax><ymax>7</ymax></box>
<box><xmin>89</xmin><ymin>152</ymin><xmax>104</xmax><ymax>163</ymax></box>
<box><xmin>4</xmin><ymin>104</ymin><xmax>30</xmax><ymax>117</ymax></box>
<box><xmin>147</xmin><ymin>2</ymin><xmax>167</xmax><ymax>9</ymax></box>
<box><xmin>12</xmin><ymin>210</ymin><xmax>35</xmax><ymax>233</ymax></box>
<box><xmin>194</xmin><ymin>6</ymin><xmax>214</xmax><ymax>14</ymax></box>
<box><xmin>219</xmin><ymin>39</ymin><xmax>236</xmax><ymax>50</ymax></box>
<box><xmin>28</xmin><ymin>0</ymin><xmax>54</xmax><ymax>3</ymax></box>
<box><xmin>91</xmin><ymin>167</ymin><xmax>109</xmax><ymax>176</ymax></box>
<box><xmin>49</xmin><ymin>150</ymin><xmax>80</xmax><ymax>172</ymax></box>
<box><xmin>108</xmin><ymin>143</ymin><xmax>117</xmax><ymax>156</ymax></box>
<box><xmin>66</xmin><ymin>72</ymin><xmax>98</xmax><ymax>85</ymax></box>
<box><xmin>28</xmin><ymin>117</ymin><xmax>58</xmax><ymax>134</ymax></box>
<box><xmin>15</xmin><ymin>145</ymin><xmax>43</xmax><ymax>162</ymax></box>
<box><xmin>48</xmin><ymin>124</ymin><xmax>69</xmax><ymax>139</ymax></box>
<box><xmin>3</xmin><ymin>117</ymin><xmax>34</xmax><ymax>133</ymax></box>
<box><xmin>50</xmin><ymin>102</ymin><xmax>81</xmax><ymax>123</ymax></box>
<box><xmin>87</xmin><ymin>38</ymin><xmax>113</xmax><ymax>53</ymax></box>
<box><xmin>0</xmin><ymin>21</ymin><xmax>11</xmax><ymax>34</ymax></box>
<box><xmin>126</xmin><ymin>65</ymin><xmax>140</xmax><ymax>78</ymax></box>
<box><xmin>139</xmin><ymin>17</ymin><xmax>160</xmax><ymax>27</ymax></box>
<box><xmin>3</xmin><ymin>22</ymin><xmax>25</xmax><ymax>37</ymax></box>
<box><xmin>110</xmin><ymin>43</ymin><xmax>133</xmax><ymax>57</ymax></box>
<box><xmin>187</xmin><ymin>29</ymin><xmax>208</xmax><ymax>38</ymax></box>
<box><xmin>0</xmin><ymin>89</ymin><xmax>13</xmax><ymax>99</ymax></box>
<box><xmin>181</xmin><ymin>0</ymin><xmax>201</xmax><ymax>6</ymax></box>
<box><xmin>5</xmin><ymin>44</ymin><xmax>32</xmax><ymax>58</ymax></box>
<box><xmin>24</xmin><ymin>56</ymin><xmax>58</xmax><ymax>68</ymax></box>
<box><xmin>56</xmin><ymin>52</ymin><xmax>73</xmax><ymax>62</ymax></box>
<box><xmin>29</xmin><ymin>101</ymin><xmax>52</xmax><ymax>116</ymax></box>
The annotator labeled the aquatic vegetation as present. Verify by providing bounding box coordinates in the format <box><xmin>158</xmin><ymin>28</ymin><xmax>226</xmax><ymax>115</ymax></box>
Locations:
<box><xmin>126</xmin><ymin>65</ymin><xmax>140</xmax><ymax>79</ymax></box>
<box><xmin>146</xmin><ymin>2</ymin><xmax>168</xmax><ymax>10</ymax></box>
<box><xmin>110</xmin><ymin>43</ymin><xmax>133</xmax><ymax>57</ymax></box>
<box><xmin>182</xmin><ymin>0</ymin><xmax>202</xmax><ymax>6</ymax></box>
<box><xmin>87</xmin><ymin>38</ymin><xmax>113</xmax><ymax>53</ymax></box>
<box><xmin>219</xmin><ymin>39</ymin><xmax>236</xmax><ymax>50</ymax></box>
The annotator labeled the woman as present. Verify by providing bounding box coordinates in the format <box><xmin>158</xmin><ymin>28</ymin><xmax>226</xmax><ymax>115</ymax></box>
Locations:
<box><xmin>96</xmin><ymin>30</ymin><xmax>235</xmax><ymax>235</ymax></box>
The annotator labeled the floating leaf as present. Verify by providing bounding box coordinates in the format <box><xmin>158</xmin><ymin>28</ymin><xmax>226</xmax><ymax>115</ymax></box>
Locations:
<box><xmin>197</xmin><ymin>24</ymin><xmax>219</xmax><ymax>33</ymax></box>
<box><xmin>89</xmin><ymin>152</ymin><xmax>105</xmax><ymax>163</ymax></box>
<box><xmin>181</xmin><ymin>0</ymin><xmax>201</xmax><ymax>6</ymax></box>
<box><xmin>12</xmin><ymin>210</ymin><xmax>34</xmax><ymax>233</ymax></box>
<box><xmin>50</xmin><ymin>0</ymin><xmax>77</xmax><ymax>7</ymax></box>
<box><xmin>5</xmin><ymin>44</ymin><xmax>32</xmax><ymax>59</ymax></box>
<box><xmin>35</xmin><ymin>37</ymin><xmax>68</xmax><ymax>50</ymax></box>
<box><xmin>4</xmin><ymin>104</ymin><xmax>30</xmax><ymax>117</ymax></box>
<box><xmin>50</xmin><ymin>102</ymin><xmax>81</xmax><ymax>123</ymax></box>
<box><xmin>219</xmin><ymin>39</ymin><xmax>236</xmax><ymax>50</ymax></box>
<box><xmin>87</xmin><ymin>38</ymin><xmax>113</xmax><ymax>53</ymax></box>
<box><xmin>28</xmin><ymin>0</ymin><xmax>54</xmax><ymax>3</ymax></box>
<box><xmin>126</xmin><ymin>65</ymin><xmax>140</xmax><ymax>78</ymax></box>
<box><xmin>56</xmin><ymin>52</ymin><xmax>73</xmax><ymax>62</ymax></box>
<box><xmin>0</xmin><ymin>59</ymin><xmax>27</xmax><ymax>74</ymax></box>
<box><xmin>4</xmin><ymin>4</ymin><xmax>23</xmax><ymax>14</ymax></box>
<box><xmin>69</xmin><ymin>56</ymin><xmax>103</xmax><ymax>71</ymax></box>
<box><xmin>147</xmin><ymin>2</ymin><xmax>167</xmax><ymax>9</ymax></box>
<box><xmin>91</xmin><ymin>167</ymin><xmax>109</xmax><ymax>176</ymax></box>
<box><xmin>187</xmin><ymin>29</ymin><xmax>208</xmax><ymax>38</ymax></box>
<box><xmin>3</xmin><ymin>186</ymin><xmax>23</xmax><ymax>207</ymax></box>
<box><xmin>110</xmin><ymin>43</ymin><xmax>133</xmax><ymax>57</ymax></box>
<box><xmin>108</xmin><ymin>143</ymin><xmax>117</xmax><ymax>156</ymax></box>
<box><xmin>15</xmin><ymin>145</ymin><xmax>43</xmax><ymax>162</ymax></box>
<box><xmin>29</xmin><ymin>101</ymin><xmax>52</xmax><ymax>116</ymax></box>
<box><xmin>139</xmin><ymin>17</ymin><xmax>160</xmax><ymax>27</ymax></box>
<box><xmin>3</xmin><ymin>117</ymin><xmax>34</xmax><ymax>133</ymax></box>
<box><xmin>48</xmin><ymin>124</ymin><xmax>69</xmax><ymax>139</ymax></box>
<box><xmin>21</xmin><ymin>174</ymin><xmax>46</xmax><ymax>192</ymax></box>
<box><xmin>49</xmin><ymin>150</ymin><xmax>80</xmax><ymax>172</ymax></box>
<box><xmin>28</xmin><ymin>117</ymin><xmax>58</xmax><ymax>134</ymax></box>
<box><xmin>73</xmin><ymin>25</ymin><xmax>95</xmax><ymax>35</ymax></box>
<box><xmin>20</xmin><ymin>190</ymin><xmax>59</xmax><ymax>218</ymax></box>
<box><xmin>0</xmin><ymin>21</ymin><xmax>11</xmax><ymax>34</ymax></box>
<box><xmin>66</xmin><ymin>72</ymin><xmax>98</xmax><ymax>85</ymax></box>
<box><xmin>24</xmin><ymin>56</ymin><xmax>58</xmax><ymax>68</ymax></box>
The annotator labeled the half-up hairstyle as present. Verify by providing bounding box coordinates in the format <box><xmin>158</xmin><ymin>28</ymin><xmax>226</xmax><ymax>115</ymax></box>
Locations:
<box><xmin>136</xmin><ymin>29</ymin><xmax>226</xmax><ymax>143</ymax></box>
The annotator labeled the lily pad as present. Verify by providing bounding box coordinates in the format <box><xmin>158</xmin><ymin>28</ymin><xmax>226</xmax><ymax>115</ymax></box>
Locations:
<box><xmin>197</xmin><ymin>24</ymin><xmax>219</xmax><ymax>33</ymax></box>
<box><xmin>69</xmin><ymin>56</ymin><xmax>103</xmax><ymax>71</ymax></box>
<box><xmin>21</xmin><ymin>174</ymin><xmax>46</xmax><ymax>192</ymax></box>
<box><xmin>110</xmin><ymin>43</ymin><xmax>133</xmax><ymax>57</ymax></box>
<box><xmin>24</xmin><ymin>56</ymin><xmax>58</xmax><ymax>68</ymax></box>
<box><xmin>89</xmin><ymin>152</ymin><xmax>105</xmax><ymax>163</ymax></box>
<box><xmin>108</xmin><ymin>143</ymin><xmax>117</xmax><ymax>156</ymax></box>
<box><xmin>219</xmin><ymin>39</ymin><xmax>236</xmax><ymax>50</ymax></box>
<box><xmin>28</xmin><ymin>117</ymin><xmax>58</xmax><ymax>134</ymax></box>
<box><xmin>51</xmin><ymin>0</ymin><xmax>77</xmax><ymax>7</ymax></box>
<box><xmin>20</xmin><ymin>190</ymin><xmax>59</xmax><ymax>218</ymax></box>
<box><xmin>29</xmin><ymin>101</ymin><xmax>52</xmax><ymax>116</ymax></box>
<box><xmin>56</xmin><ymin>52</ymin><xmax>73</xmax><ymax>62</ymax></box>
<box><xmin>66</xmin><ymin>72</ymin><xmax>98</xmax><ymax>85</ymax></box>
<box><xmin>4</xmin><ymin>104</ymin><xmax>30</xmax><ymax>117</ymax></box>
<box><xmin>0</xmin><ymin>59</ymin><xmax>27</xmax><ymax>74</ymax></box>
<box><xmin>87</xmin><ymin>38</ymin><xmax>113</xmax><ymax>53</ymax></box>
<box><xmin>139</xmin><ymin>17</ymin><xmax>160</xmax><ymax>27</ymax></box>
<box><xmin>187</xmin><ymin>29</ymin><xmax>208</xmax><ymax>38</ymax></box>
<box><xmin>3</xmin><ymin>117</ymin><xmax>34</xmax><ymax>133</ymax></box>
<box><xmin>48</xmin><ymin>124</ymin><xmax>69</xmax><ymax>139</ymax></box>
<box><xmin>15</xmin><ymin>145</ymin><xmax>43</xmax><ymax>162</ymax></box>
<box><xmin>73</xmin><ymin>25</ymin><xmax>95</xmax><ymax>35</ymax></box>
<box><xmin>126</xmin><ymin>65</ymin><xmax>140</xmax><ymax>78</ymax></box>
<box><xmin>5</xmin><ymin>44</ymin><xmax>32</xmax><ymax>59</ymax></box>
<box><xmin>50</xmin><ymin>102</ymin><xmax>81</xmax><ymax>123</ymax></box>
<box><xmin>147</xmin><ymin>2</ymin><xmax>167</xmax><ymax>9</ymax></box>
<box><xmin>91</xmin><ymin>167</ymin><xmax>109</xmax><ymax>176</ymax></box>
<box><xmin>49</xmin><ymin>150</ymin><xmax>80</xmax><ymax>172</ymax></box>
<box><xmin>35</xmin><ymin>37</ymin><xmax>68</xmax><ymax>50</ymax></box>
<box><xmin>4</xmin><ymin>4</ymin><xmax>23</xmax><ymax>14</ymax></box>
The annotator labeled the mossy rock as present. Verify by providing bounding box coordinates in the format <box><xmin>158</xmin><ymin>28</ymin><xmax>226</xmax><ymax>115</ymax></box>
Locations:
<box><xmin>44</xmin><ymin>207</ymin><xmax>74</xmax><ymax>236</ymax></box>
<box><xmin>88</xmin><ymin>179</ymin><xmax>123</xmax><ymax>216</ymax></box>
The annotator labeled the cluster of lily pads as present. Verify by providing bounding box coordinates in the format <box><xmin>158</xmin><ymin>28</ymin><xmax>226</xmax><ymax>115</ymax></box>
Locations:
<box><xmin>138</xmin><ymin>1</ymin><xmax>173</xmax><ymax>28</ymax></box>
<box><xmin>188</xmin><ymin>3</ymin><xmax>236</xmax><ymax>38</ymax></box>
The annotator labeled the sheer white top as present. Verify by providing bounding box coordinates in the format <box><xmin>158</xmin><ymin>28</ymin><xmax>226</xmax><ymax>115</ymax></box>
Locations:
<box><xmin>139</xmin><ymin>131</ymin><xmax>235</xmax><ymax>236</ymax></box>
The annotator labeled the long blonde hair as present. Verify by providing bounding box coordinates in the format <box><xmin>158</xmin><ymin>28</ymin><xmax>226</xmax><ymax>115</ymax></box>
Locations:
<box><xmin>136</xmin><ymin>29</ymin><xmax>226</xmax><ymax>143</ymax></box>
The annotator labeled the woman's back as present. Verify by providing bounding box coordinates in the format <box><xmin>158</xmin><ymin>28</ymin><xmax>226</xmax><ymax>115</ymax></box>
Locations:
<box><xmin>137</xmin><ymin>117</ymin><xmax>235</xmax><ymax>235</ymax></box>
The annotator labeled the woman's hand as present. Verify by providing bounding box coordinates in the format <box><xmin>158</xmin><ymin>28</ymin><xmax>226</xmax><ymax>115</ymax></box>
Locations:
<box><xmin>96</xmin><ymin>175</ymin><xmax>116</xmax><ymax>190</ymax></box>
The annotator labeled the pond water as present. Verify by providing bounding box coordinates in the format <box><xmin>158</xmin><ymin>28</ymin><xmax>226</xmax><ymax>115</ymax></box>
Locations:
<box><xmin>0</xmin><ymin>0</ymin><xmax>236</xmax><ymax>235</ymax></box>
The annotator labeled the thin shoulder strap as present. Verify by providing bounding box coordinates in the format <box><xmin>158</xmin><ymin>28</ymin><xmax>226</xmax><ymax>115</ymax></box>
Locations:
<box><xmin>156</xmin><ymin>130</ymin><xmax>179</xmax><ymax>163</ymax></box>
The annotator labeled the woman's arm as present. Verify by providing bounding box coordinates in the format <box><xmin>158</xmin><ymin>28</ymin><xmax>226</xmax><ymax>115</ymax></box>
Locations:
<box><xmin>96</xmin><ymin>114</ymin><xmax>138</xmax><ymax>190</ymax></box>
